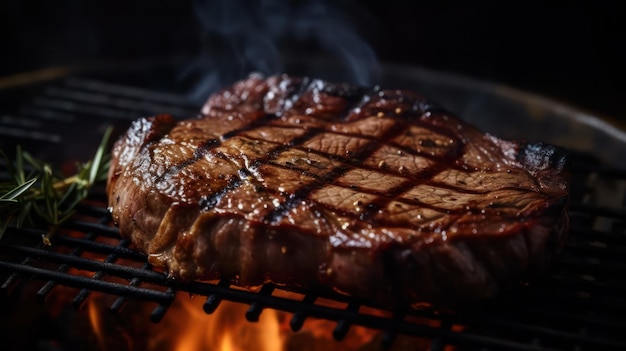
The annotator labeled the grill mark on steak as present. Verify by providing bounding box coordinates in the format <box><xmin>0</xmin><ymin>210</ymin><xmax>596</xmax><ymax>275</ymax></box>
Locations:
<box><xmin>199</xmin><ymin>175</ymin><xmax>243</xmax><ymax>211</ymax></box>
<box><xmin>264</xmin><ymin>119</ymin><xmax>410</xmax><ymax>225</ymax></box>
<box><xmin>195</xmin><ymin>122</ymin><xmax>359</xmax><ymax>217</ymax></box>
<box><xmin>220</xmin><ymin>113</ymin><xmax>280</xmax><ymax>140</ymax></box>
<box><xmin>238</xmin><ymin>125</ymin><xmax>462</xmax><ymax>165</ymax></box>
<box><xmin>155</xmin><ymin>138</ymin><xmax>221</xmax><ymax>183</ymax></box>
<box><xmin>147</xmin><ymin>108</ymin><xmax>557</xmax><ymax>223</ymax></box>
<box><xmin>192</xmin><ymin>80</ymin><xmax>378</xmax><ymax>224</ymax></box>
<box><xmin>266</xmin><ymin>127</ymin><xmax>325</xmax><ymax>159</ymax></box>
<box><xmin>253</xmin><ymin>158</ymin><xmax>545</xmax><ymax>222</ymax></box>
<box><xmin>155</xmin><ymin>112</ymin><xmax>281</xmax><ymax>188</ymax></box>
<box><xmin>158</xmin><ymin>112</ymin><xmax>300</xmax><ymax>206</ymax></box>
<box><xmin>197</xmin><ymin>127</ymin><xmax>328</xmax><ymax>211</ymax></box>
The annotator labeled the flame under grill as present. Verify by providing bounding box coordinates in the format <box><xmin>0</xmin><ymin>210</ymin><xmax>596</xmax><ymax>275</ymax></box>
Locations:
<box><xmin>1</xmin><ymin>76</ymin><xmax>626</xmax><ymax>350</ymax></box>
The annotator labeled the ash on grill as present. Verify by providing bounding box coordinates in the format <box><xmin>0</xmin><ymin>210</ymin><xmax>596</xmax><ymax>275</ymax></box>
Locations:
<box><xmin>1</xmin><ymin>77</ymin><xmax>626</xmax><ymax>351</ymax></box>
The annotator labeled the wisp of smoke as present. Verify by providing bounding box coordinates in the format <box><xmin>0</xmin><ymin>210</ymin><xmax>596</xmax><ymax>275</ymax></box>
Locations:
<box><xmin>182</xmin><ymin>0</ymin><xmax>379</xmax><ymax>103</ymax></box>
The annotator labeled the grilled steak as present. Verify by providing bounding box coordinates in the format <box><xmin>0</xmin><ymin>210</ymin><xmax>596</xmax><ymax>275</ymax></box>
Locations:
<box><xmin>107</xmin><ymin>74</ymin><xmax>569</xmax><ymax>306</ymax></box>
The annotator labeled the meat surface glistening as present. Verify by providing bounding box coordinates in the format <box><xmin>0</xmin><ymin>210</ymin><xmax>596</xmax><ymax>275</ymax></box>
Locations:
<box><xmin>106</xmin><ymin>74</ymin><xmax>569</xmax><ymax>306</ymax></box>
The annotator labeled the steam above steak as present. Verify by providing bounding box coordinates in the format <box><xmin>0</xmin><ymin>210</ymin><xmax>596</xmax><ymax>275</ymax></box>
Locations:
<box><xmin>107</xmin><ymin>74</ymin><xmax>569</xmax><ymax>306</ymax></box>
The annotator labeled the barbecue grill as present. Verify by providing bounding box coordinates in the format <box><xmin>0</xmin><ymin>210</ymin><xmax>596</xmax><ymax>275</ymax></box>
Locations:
<box><xmin>1</xmin><ymin>59</ymin><xmax>625</xmax><ymax>350</ymax></box>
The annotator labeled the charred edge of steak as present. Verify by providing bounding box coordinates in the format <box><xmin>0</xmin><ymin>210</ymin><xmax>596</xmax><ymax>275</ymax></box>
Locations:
<box><xmin>107</xmin><ymin>114</ymin><xmax>177</xmax><ymax>197</ymax></box>
<box><xmin>517</xmin><ymin>141</ymin><xmax>570</xmax><ymax>251</ymax></box>
<box><xmin>517</xmin><ymin>141</ymin><xmax>568</xmax><ymax>175</ymax></box>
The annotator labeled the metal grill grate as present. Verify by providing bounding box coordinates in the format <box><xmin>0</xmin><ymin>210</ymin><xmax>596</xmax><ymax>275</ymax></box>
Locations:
<box><xmin>1</xmin><ymin>77</ymin><xmax>626</xmax><ymax>350</ymax></box>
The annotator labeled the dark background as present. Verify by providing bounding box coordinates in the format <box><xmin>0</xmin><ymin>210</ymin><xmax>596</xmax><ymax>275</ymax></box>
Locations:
<box><xmin>1</xmin><ymin>0</ymin><xmax>625</xmax><ymax>120</ymax></box>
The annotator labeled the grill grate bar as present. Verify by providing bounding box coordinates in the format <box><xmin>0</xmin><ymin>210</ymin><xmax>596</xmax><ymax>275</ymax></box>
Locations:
<box><xmin>332</xmin><ymin>301</ymin><xmax>360</xmax><ymax>341</ymax></box>
<box><xmin>13</xmin><ymin>227</ymin><xmax>145</xmax><ymax>260</ymax></box>
<box><xmin>202</xmin><ymin>278</ymin><xmax>230</xmax><ymax>314</ymax></box>
<box><xmin>19</xmin><ymin>106</ymin><xmax>76</xmax><ymax>122</ymax></box>
<box><xmin>32</xmin><ymin>96</ymin><xmax>151</xmax><ymax>121</ymax></box>
<box><xmin>109</xmin><ymin>262</ymin><xmax>151</xmax><ymax>313</ymax></box>
<box><xmin>429</xmin><ymin>318</ymin><xmax>453</xmax><ymax>351</ymax></box>
<box><xmin>36</xmin><ymin>236</ymin><xmax>98</xmax><ymax>302</ymax></box>
<box><xmin>0</xmin><ymin>261</ymin><xmax>174</xmax><ymax>303</ymax></box>
<box><xmin>36</xmin><ymin>217</ymin><xmax>111</xmax><ymax>301</ymax></box>
<box><xmin>55</xmin><ymin>235</ymin><xmax>144</xmax><ymax>260</ymax></box>
<box><xmin>0</xmin><ymin>114</ymin><xmax>45</xmax><ymax>128</ymax></box>
<box><xmin>1</xmin><ymin>252</ymin><xmax>36</xmax><ymax>294</ymax></box>
<box><xmin>556</xmin><ymin>256</ymin><xmax>626</xmax><ymax>279</ymax></box>
<box><xmin>63</xmin><ymin>220</ymin><xmax>126</xmax><ymax>239</ymax></box>
<box><xmin>451</xmin><ymin>303</ymin><xmax>626</xmax><ymax>338</ymax></box>
<box><xmin>0</xmin><ymin>244</ymin><xmax>166</xmax><ymax>283</ymax></box>
<box><xmin>380</xmin><ymin>310</ymin><xmax>406</xmax><ymax>348</ymax></box>
<box><xmin>454</xmin><ymin>313</ymin><xmax>626</xmax><ymax>350</ymax></box>
<box><xmin>550</xmin><ymin>274</ymin><xmax>626</xmax><ymax>296</ymax></box>
<box><xmin>181</xmin><ymin>280</ymin><xmax>572</xmax><ymax>351</ymax></box>
<box><xmin>65</xmin><ymin>77</ymin><xmax>198</xmax><ymax>107</ymax></box>
<box><xmin>71</xmin><ymin>237</ymin><xmax>132</xmax><ymax>309</ymax></box>
<box><xmin>6</xmin><ymin>223</ymin><xmax>136</xmax><ymax>253</ymax></box>
<box><xmin>569</xmin><ymin>203</ymin><xmax>626</xmax><ymax>219</ymax></box>
<box><xmin>288</xmin><ymin>293</ymin><xmax>318</xmax><ymax>332</ymax></box>
<box><xmin>149</xmin><ymin>287</ymin><xmax>177</xmax><ymax>323</ymax></box>
<box><xmin>561</xmin><ymin>242</ymin><xmax>626</xmax><ymax>262</ymax></box>
<box><xmin>44</xmin><ymin>86</ymin><xmax>198</xmax><ymax>118</ymax></box>
<box><xmin>567</xmin><ymin>227</ymin><xmax>626</xmax><ymax>244</ymax></box>
<box><xmin>244</xmin><ymin>283</ymin><xmax>275</xmax><ymax>322</ymax></box>
<box><xmin>0</xmin><ymin>126</ymin><xmax>62</xmax><ymax>143</ymax></box>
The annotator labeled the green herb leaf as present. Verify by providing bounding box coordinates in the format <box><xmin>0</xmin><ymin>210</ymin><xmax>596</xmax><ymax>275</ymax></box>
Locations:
<box><xmin>89</xmin><ymin>127</ymin><xmax>113</xmax><ymax>185</ymax></box>
<box><xmin>0</xmin><ymin>178</ymin><xmax>37</xmax><ymax>202</ymax></box>
<box><xmin>0</xmin><ymin>126</ymin><xmax>114</xmax><ymax>242</ymax></box>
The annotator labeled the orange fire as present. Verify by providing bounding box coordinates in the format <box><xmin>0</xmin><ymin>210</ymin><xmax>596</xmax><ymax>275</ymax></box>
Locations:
<box><xmin>167</xmin><ymin>296</ymin><xmax>284</xmax><ymax>351</ymax></box>
<box><xmin>84</xmin><ymin>292</ymin><xmax>288</xmax><ymax>351</ymax></box>
<box><xmin>82</xmin><ymin>288</ymin><xmax>436</xmax><ymax>351</ymax></box>
<box><xmin>88</xmin><ymin>298</ymin><xmax>106</xmax><ymax>351</ymax></box>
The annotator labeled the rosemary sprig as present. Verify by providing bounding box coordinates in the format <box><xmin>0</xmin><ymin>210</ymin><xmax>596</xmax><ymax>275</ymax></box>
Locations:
<box><xmin>0</xmin><ymin>127</ymin><xmax>113</xmax><ymax>244</ymax></box>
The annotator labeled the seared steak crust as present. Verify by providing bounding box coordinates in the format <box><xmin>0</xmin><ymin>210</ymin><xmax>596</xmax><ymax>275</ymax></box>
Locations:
<box><xmin>107</xmin><ymin>74</ymin><xmax>569</xmax><ymax>306</ymax></box>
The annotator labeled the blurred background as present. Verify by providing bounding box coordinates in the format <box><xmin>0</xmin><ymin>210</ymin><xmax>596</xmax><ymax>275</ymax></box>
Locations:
<box><xmin>1</xmin><ymin>0</ymin><xmax>625</xmax><ymax>120</ymax></box>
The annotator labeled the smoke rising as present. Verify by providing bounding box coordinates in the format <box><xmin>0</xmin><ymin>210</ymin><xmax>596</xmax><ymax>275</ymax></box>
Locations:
<box><xmin>183</xmin><ymin>0</ymin><xmax>379</xmax><ymax>102</ymax></box>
